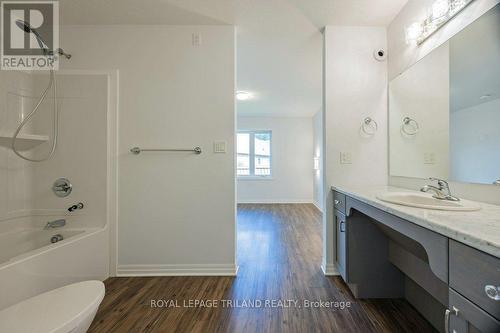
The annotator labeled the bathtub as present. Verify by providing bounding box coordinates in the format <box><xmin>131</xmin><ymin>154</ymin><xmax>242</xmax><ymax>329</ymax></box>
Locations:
<box><xmin>0</xmin><ymin>229</ymin><xmax>85</xmax><ymax>265</ymax></box>
<box><xmin>0</xmin><ymin>226</ymin><xmax>109</xmax><ymax>310</ymax></box>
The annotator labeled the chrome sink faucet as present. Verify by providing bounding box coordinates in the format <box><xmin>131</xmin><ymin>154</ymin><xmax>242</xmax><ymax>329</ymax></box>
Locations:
<box><xmin>44</xmin><ymin>219</ymin><xmax>66</xmax><ymax>230</ymax></box>
<box><xmin>420</xmin><ymin>178</ymin><xmax>460</xmax><ymax>201</ymax></box>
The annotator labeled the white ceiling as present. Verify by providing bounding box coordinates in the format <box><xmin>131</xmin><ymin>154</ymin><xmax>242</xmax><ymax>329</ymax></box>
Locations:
<box><xmin>58</xmin><ymin>0</ymin><xmax>408</xmax><ymax>117</ymax></box>
<box><xmin>287</xmin><ymin>0</ymin><xmax>409</xmax><ymax>28</ymax></box>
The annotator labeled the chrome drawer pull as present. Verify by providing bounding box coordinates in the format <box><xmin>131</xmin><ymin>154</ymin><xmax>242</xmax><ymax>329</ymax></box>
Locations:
<box><xmin>485</xmin><ymin>285</ymin><xmax>500</xmax><ymax>301</ymax></box>
<box><xmin>339</xmin><ymin>221</ymin><xmax>345</xmax><ymax>233</ymax></box>
<box><xmin>445</xmin><ymin>309</ymin><xmax>450</xmax><ymax>333</ymax></box>
<box><xmin>445</xmin><ymin>307</ymin><xmax>459</xmax><ymax>333</ymax></box>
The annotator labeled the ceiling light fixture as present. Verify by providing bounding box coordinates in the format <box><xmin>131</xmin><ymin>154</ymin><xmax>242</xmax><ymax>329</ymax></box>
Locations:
<box><xmin>236</xmin><ymin>91</ymin><xmax>253</xmax><ymax>101</ymax></box>
<box><xmin>406</xmin><ymin>0</ymin><xmax>475</xmax><ymax>45</ymax></box>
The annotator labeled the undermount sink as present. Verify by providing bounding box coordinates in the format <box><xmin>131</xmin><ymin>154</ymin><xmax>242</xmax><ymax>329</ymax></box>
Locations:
<box><xmin>376</xmin><ymin>192</ymin><xmax>481</xmax><ymax>211</ymax></box>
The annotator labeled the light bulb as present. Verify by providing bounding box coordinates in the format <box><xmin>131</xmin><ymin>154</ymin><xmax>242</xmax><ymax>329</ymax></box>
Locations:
<box><xmin>432</xmin><ymin>0</ymin><xmax>450</xmax><ymax>20</ymax></box>
<box><xmin>405</xmin><ymin>22</ymin><xmax>423</xmax><ymax>44</ymax></box>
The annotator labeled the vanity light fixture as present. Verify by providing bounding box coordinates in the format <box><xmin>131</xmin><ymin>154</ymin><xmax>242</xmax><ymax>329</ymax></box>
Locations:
<box><xmin>236</xmin><ymin>91</ymin><xmax>253</xmax><ymax>101</ymax></box>
<box><xmin>406</xmin><ymin>0</ymin><xmax>475</xmax><ymax>45</ymax></box>
<box><xmin>405</xmin><ymin>22</ymin><xmax>424</xmax><ymax>44</ymax></box>
<box><xmin>432</xmin><ymin>0</ymin><xmax>451</xmax><ymax>21</ymax></box>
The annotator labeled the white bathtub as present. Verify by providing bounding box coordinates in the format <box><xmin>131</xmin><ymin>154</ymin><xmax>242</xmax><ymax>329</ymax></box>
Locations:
<box><xmin>0</xmin><ymin>226</ymin><xmax>109</xmax><ymax>310</ymax></box>
<box><xmin>0</xmin><ymin>229</ymin><xmax>85</xmax><ymax>265</ymax></box>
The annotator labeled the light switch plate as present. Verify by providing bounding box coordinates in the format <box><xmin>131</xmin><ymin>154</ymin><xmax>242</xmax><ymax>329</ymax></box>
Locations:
<box><xmin>213</xmin><ymin>141</ymin><xmax>226</xmax><ymax>153</ymax></box>
<box><xmin>340</xmin><ymin>152</ymin><xmax>352</xmax><ymax>164</ymax></box>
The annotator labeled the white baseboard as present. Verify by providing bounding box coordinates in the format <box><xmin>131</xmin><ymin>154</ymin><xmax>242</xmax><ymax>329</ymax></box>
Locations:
<box><xmin>117</xmin><ymin>264</ymin><xmax>238</xmax><ymax>277</ymax></box>
<box><xmin>238</xmin><ymin>199</ymin><xmax>313</xmax><ymax>204</ymax></box>
<box><xmin>312</xmin><ymin>201</ymin><xmax>323</xmax><ymax>213</ymax></box>
<box><xmin>321</xmin><ymin>263</ymin><xmax>339</xmax><ymax>276</ymax></box>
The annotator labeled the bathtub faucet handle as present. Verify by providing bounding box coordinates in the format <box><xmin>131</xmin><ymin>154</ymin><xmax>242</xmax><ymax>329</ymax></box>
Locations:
<box><xmin>68</xmin><ymin>202</ymin><xmax>84</xmax><ymax>212</ymax></box>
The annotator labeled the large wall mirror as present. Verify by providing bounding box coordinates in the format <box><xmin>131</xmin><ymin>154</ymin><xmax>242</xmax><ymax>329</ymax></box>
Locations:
<box><xmin>389</xmin><ymin>3</ymin><xmax>500</xmax><ymax>185</ymax></box>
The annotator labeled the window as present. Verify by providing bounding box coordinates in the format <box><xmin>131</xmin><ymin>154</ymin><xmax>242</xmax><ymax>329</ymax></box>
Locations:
<box><xmin>237</xmin><ymin>131</ymin><xmax>272</xmax><ymax>177</ymax></box>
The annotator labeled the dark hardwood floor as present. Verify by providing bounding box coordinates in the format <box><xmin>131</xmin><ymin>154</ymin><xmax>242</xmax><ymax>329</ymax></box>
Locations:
<box><xmin>89</xmin><ymin>204</ymin><xmax>436</xmax><ymax>333</ymax></box>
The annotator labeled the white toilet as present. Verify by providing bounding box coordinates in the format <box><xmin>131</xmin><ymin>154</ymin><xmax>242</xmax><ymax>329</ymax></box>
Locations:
<box><xmin>0</xmin><ymin>280</ymin><xmax>105</xmax><ymax>333</ymax></box>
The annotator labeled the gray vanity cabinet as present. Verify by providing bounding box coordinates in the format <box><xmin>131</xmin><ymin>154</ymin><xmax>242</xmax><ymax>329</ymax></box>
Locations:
<box><xmin>447</xmin><ymin>241</ymin><xmax>500</xmax><ymax>333</ymax></box>
<box><xmin>449</xmin><ymin>241</ymin><xmax>500</xmax><ymax>321</ymax></box>
<box><xmin>335</xmin><ymin>209</ymin><xmax>347</xmax><ymax>280</ymax></box>
<box><xmin>448</xmin><ymin>288</ymin><xmax>500</xmax><ymax>333</ymax></box>
<box><xmin>333</xmin><ymin>191</ymin><xmax>347</xmax><ymax>280</ymax></box>
<box><xmin>333</xmin><ymin>191</ymin><xmax>346</xmax><ymax>214</ymax></box>
<box><xmin>334</xmin><ymin>189</ymin><xmax>500</xmax><ymax>333</ymax></box>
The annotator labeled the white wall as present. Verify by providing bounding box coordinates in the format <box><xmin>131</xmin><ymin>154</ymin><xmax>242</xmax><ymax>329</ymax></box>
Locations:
<box><xmin>450</xmin><ymin>98</ymin><xmax>500</xmax><ymax>184</ymax></box>
<box><xmin>389</xmin><ymin>44</ymin><xmax>449</xmax><ymax>179</ymax></box>
<box><xmin>323</xmin><ymin>26</ymin><xmax>388</xmax><ymax>274</ymax></box>
<box><xmin>388</xmin><ymin>0</ymin><xmax>500</xmax><ymax>205</ymax></box>
<box><xmin>61</xmin><ymin>25</ymin><xmax>237</xmax><ymax>275</ymax></box>
<box><xmin>313</xmin><ymin>110</ymin><xmax>323</xmax><ymax>211</ymax></box>
<box><xmin>237</xmin><ymin>116</ymin><xmax>313</xmax><ymax>204</ymax></box>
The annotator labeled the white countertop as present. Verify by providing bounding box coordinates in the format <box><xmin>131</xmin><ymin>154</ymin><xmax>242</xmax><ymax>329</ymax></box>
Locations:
<box><xmin>331</xmin><ymin>185</ymin><xmax>500</xmax><ymax>258</ymax></box>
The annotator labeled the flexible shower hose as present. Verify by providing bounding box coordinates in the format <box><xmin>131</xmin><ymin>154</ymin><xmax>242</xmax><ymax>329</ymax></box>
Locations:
<box><xmin>11</xmin><ymin>69</ymin><xmax>59</xmax><ymax>162</ymax></box>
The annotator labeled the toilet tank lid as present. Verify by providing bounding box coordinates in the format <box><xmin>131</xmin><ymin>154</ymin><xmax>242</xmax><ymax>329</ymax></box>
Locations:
<box><xmin>0</xmin><ymin>280</ymin><xmax>105</xmax><ymax>333</ymax></box>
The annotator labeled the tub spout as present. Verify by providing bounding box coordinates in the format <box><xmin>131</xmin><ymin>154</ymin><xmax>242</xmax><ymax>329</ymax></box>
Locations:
<box><xmin>44</xmin><ymin>219</ymin><xmax>66</xmax><ymax>229</ymax></box>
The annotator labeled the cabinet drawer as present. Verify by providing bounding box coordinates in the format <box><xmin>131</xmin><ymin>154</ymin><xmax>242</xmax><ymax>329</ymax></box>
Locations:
<box><xmin>449</xmin><ymin>288</ymin><xmax>500</xmax><ymax>333</ymax></box>
<box><xmin>449</xmin><ymin>240</ymin><xmax>500</xmax><ymax>321</ymax></box>
<box><xmin>333</xmin><ymin>191</ymin><xmax>346</xmax><ymax>214</ymax></box>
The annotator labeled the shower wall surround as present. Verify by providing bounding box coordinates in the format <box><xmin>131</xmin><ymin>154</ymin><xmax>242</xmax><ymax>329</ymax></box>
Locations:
<box><xmin>0</xmin><ymin>72</ymin><xmax>109</xmax><ymax>231</ymax></box>
<box><xmin>0</xmin><ymin>71</ymin><xmax>35</xmax><ymax>226</ymax></box>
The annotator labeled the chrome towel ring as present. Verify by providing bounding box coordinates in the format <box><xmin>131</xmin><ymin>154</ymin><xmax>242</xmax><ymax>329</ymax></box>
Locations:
<box><xmin>361</xmin><ymin>117</ymin><xmax>378</xmax><ymax>135</ymax></box>
<box><xmin>401</xmin><ymin>117</ymin><xmax>419</xmax><ymax>136</ymax></box>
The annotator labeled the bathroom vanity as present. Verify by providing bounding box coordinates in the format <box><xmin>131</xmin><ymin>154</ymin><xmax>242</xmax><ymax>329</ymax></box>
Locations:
<box><xmin>332</xmin><ymin>186</ymin><xmax>500</xmax><ymax>333</ymax></box>
<box><xmin>351</xmin><ymin>4</ymin><xmax>500</xmax><ymax>332</ymax></box>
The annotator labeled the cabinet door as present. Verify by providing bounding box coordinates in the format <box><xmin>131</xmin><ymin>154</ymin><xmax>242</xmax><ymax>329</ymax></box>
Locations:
<box><xmin>335</xmin><ymin>210</ymin><xmax>347</xmax><ymax>281</ymax></box>
<box><xmin>448</xmin><ymin>288</ymin><xmax>500</xmax><ymax>333</ymax></box>
<box><xmin>449</xmin><ymin>240</ymin><xmax>500</xmax><ymax>321</ymax></box>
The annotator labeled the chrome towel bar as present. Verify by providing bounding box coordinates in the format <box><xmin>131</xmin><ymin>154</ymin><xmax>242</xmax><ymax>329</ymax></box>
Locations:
<box><xmin>130</xmin><ymin>147</ymin><xmax>202</xmax><ymax>155</ymax></box>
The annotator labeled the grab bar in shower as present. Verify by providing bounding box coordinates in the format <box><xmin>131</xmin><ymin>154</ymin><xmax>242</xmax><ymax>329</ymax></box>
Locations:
<box><xmin>130</xmin><ymin>146</ymin><xmax>202</xmax><ymax>155</ymax></box>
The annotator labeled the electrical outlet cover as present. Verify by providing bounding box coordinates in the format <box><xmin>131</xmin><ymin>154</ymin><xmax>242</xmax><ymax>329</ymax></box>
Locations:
<box><xmin>192</xmin><ymin>33</ymin><xmax>202</xmax><ymax>46</ymax></box>
<box><xmin>340</xmin><ymin>152</ymin><xmax>352</xmax><ymax>164</ymax></box>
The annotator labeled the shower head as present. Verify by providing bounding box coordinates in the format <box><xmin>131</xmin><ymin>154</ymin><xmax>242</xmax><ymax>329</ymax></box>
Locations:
<box><xmin>15</xmin><ymin>19</ymin><xmax>71</xmax><ymax>59</ymax></box>
<box><xmin>15</xmin><ymin>19</ymin><xmax>31</xmax><ymax>33</ymax></box>
<box><xmin>15</xmin><ymin>19</ymin><xmax>49</xmax><ymax>52</ymax></box>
